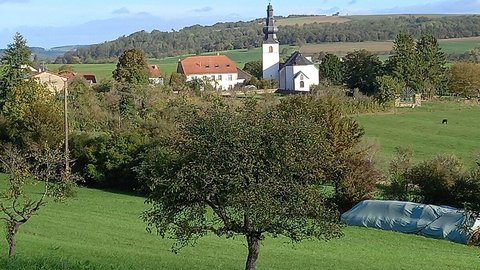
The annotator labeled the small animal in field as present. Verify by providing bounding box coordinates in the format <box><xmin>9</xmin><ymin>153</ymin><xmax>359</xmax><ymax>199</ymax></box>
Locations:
<box><xmin>442</xmin><ymin>119</ymin><xmax>448</xmax><ymax>124</ymax></box>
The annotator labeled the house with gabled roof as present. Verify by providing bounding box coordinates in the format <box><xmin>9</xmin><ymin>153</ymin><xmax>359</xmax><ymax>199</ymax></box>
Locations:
<box><xmin>278</xmin><ymin>51</ymin><xmax>319</xmax><ymax>91</ymax></box>
<box><xmin>177</xmin><ymin>55</ymin><xmax>247</xmax><ymax>90</ymax></box>
<box><xmin>148</xmin><ymin>64</ymin><xmax>164</xmax><ymax>85</ymax></box>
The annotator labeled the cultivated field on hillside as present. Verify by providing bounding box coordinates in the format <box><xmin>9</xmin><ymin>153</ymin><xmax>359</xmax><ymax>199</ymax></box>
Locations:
<box><xmin>276</xmin><ymin>16</ymin><xmax>351</xmax><ymax>26</ymax></box>
<box><xmin>357</xmin><ymin>101</ymin><xmax>480</xmax><ymax>169</ymax></box>
<box><xmin>300</xmin><ymin>36</ymin><xmax>480</xmax><ymax>56</ymax></box>
<box><xmin>0</xmin><ymin>173</ymin><xmax>477</xmax><ymax>270</ymax></box>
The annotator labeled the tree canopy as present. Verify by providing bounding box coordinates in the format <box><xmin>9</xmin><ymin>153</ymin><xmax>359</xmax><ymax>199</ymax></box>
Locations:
<box><xmin>0</xmin><ymin>33</ymin><xmax>32</xmax><ymax>107</ymax></box>
<box><xmin>138</xmin><ymin>97</ymin><xmax>347</xmax><ymax>270</ymax></box>
<box><xmin>112</xmin><ymin>49</ymin><xmax>149</xmax><ymax>85</ymax></box>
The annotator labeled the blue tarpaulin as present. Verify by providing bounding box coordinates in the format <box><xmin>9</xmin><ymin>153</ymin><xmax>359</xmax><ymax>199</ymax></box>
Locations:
<box><xmin>341</xmin><ymin>200</ymin><xmax>479</xmax><ymax>244</ymax></box>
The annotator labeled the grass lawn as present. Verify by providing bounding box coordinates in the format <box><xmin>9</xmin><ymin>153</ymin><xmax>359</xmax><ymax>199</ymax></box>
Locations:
<box><xmin>356</xmin><ymin>101</ymin><xmax>480</xmax><ymax>169</ymax></box>
<box><xmin>0</xmin><ymin>173</ymin><xmax>478</xmax><ymax>270</ymax></box>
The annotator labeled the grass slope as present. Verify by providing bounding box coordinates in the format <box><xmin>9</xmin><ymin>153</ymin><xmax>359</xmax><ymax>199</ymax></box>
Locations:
<box><xmin>356</xmin><ymin>101</ymin><xmax>480</xmax><ymax>169</ymax></box>
<box><xmin>0</xmin><ymin>173</ymin><xmax>478</xmax><ymax>270</ymax></box>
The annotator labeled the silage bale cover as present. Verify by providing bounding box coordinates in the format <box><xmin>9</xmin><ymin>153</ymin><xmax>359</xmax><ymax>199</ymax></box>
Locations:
<box><xmin>341</xmin><ymin>200</ymin><xmax>480</xmax><ymax>244</ymax></box>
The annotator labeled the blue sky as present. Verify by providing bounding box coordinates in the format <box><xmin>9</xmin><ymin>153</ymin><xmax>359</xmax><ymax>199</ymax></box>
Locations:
<box><xmin>1</xmin><ymin>0</ymin><xmax>480</xmax><ymax>48</ymax></box>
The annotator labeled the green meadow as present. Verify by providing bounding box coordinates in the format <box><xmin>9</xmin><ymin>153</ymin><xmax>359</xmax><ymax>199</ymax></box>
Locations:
<box><xmin>0</xmin><ymin>172</ymin><xmax>478</xmax><ymax>270</ymax></box>
<box><xmin>357</xmin><ymin>101</ymin><xmax>480</xmax><ymax>169</ymax></box>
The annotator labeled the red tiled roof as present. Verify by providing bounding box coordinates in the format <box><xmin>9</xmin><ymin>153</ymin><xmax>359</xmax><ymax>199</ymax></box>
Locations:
<box><xmin>58</xmin><ymin>71</ymin><xmax>97</xmax><ymax>83</ymax></box>
<box><xmin>148</xmin><ymin>65</ymin><xmax>162</xmax><ymax>77</ymax></box>
<box><xmin>178</xmin><ymin>55</ymin><xmax>237</xmax><ymax>76</ymax></box>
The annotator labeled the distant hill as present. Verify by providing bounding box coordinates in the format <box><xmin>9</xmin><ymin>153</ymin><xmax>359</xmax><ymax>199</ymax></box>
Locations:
<box><xmin>56</xmin><ymin>14</ymin><xmax>480</xmax><ymax>64</ymax></box>
<box><xmin>0</xmin><ymin>45</ymin><xmax>88</xmax><ymax>61</ymax></box>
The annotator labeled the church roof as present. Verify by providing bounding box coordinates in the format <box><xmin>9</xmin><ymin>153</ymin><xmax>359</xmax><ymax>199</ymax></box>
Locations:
<box><xmin>283</xmin><ymin>51</ymin><xmax>314</xmax><ymax>67</ymax></box>
<box><xmin>293</xmin><ymin>71</ymin><xmax>310</xmax><ymax>80</ymax></box>
<box><xmin>177</xmin><ymin>55</ymin><xmax>237</xmax><ymax>75</ymax></box>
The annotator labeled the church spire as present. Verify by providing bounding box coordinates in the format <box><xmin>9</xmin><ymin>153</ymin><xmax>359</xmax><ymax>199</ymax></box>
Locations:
<box><xmin>263</xmin><ymin>3</ymin><xmax>278</xmax><ymax>44</ymax></box>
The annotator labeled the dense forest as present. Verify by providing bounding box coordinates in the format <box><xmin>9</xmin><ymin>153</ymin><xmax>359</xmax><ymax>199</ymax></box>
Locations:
<box><xmin>56</xmin><ymin>15</ymin><xmax>480</xmax><ymax>63</ymax></box>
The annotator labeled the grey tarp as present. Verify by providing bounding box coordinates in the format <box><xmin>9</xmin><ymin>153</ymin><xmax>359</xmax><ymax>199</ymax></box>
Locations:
<box><xmin>341</xmin><ymin>200</ymin><xmax>479</xmax><ymax>244</ymax></box>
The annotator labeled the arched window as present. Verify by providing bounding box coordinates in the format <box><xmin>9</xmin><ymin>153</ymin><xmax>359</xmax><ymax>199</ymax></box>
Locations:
<box><xmin>269</xmin><ymin>46</ymin><xmax>273</xmax><ymax>53</ymax></box>
<box><xmin>300</xmin><ymin>81</ymin><xmax>305</xmax><ymax>88</ymax></box>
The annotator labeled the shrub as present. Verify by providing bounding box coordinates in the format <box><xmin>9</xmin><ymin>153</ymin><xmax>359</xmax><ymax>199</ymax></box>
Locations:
<box><xmin>384</xmin><ymin>147</ymin><xmax>416</xmax><ymax>201</ymax></box>
<box><xmin>406</xmin><ymin>154</ymin><xmax>464</xmax><ymax>205</ymax></box>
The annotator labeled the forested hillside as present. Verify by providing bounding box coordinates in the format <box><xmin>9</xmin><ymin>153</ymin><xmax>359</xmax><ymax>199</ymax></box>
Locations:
<box><xmin>57</xmin><ymin>15</ymin><xmax>480</xmax><ymax>63</ymax></box>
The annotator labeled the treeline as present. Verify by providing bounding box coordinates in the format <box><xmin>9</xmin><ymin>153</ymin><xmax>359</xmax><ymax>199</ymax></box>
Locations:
<box><xmin>56</xmin><ymin>15</ymin><xmax>480</xmax><ymax>63</ymax></box>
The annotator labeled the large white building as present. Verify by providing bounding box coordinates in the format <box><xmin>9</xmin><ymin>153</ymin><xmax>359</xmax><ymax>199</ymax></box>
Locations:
<box><xmin>262</xmin><ymin>4</ymin><xmax>320</xmax><ymax>92</ymax></box>
<box><xmin>177</xmin><ymin>55</ymin><xmax>249</xmax><ymax>90</ymax></box>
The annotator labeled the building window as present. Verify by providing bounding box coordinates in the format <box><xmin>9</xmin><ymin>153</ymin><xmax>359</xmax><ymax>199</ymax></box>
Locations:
<box><xmin>300</xmin><ymin>81</ymin><xmax>305</xmax><ymax>88</ymax></box>
<box><xmin>269</xmin><ymin>46</ymin><xmax>273</xmax><ymax>53</ymax></box>
<box><xmin>211</xmin><ymin>75</ymin><xmax>216</xmax><ymax>80</ymax></box>
<box><xmin>218</xmin><ymin>75</ymin><xmax>223</xmax><ymax>81</ymax></box>
<box><xmin>300</xmin><ymin>75</ymin><xmax>304</xmax><ymax>80</ymax></box>
<box><xmin>228</xmin><ymin>75</ymin><xmax>233</xmax><ymax>81</ymax></box>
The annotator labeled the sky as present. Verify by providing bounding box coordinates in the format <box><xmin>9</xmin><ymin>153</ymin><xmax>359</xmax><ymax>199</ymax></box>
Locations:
<box><xmin>1</xmin><ymin>0</ymin><xmax>480</xmax><ymax>49</ymax></box>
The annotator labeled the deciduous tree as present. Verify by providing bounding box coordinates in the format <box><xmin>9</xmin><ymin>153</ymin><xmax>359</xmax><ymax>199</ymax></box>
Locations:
<box><xmin>112</xmin><ymin>49</ymin><xmax>149</xmax><ymax>85</ymax></box>
<box><xmin>139</xmin><ymin>97</ymin><xmax>343</xmax><ymax>270</ymax></box>
<box><xmin>319</xmin><ymin>53</ymin><xmax>344</xmax><ymax>85</ymax></box>
<box><xmin>0</xmin><ymin>144</ymin><xmax>78</xmax><ymax>257</ymax></box>
<box><xmin>344</xmin><ymin>49</ymin><xmax>382</xmax><ymax>96</ymax></box>
<box><xmin>448</xmin><ymin>62</ymin><xmax>480</xmax><ymax>98</ymax></box>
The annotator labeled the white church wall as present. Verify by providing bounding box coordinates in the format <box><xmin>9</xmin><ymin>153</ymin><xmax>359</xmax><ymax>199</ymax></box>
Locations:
<box><xmin>292</xmin><ymin>65</ymin><xmax>319</xmax><ymax>91</ymax></box>
<box><xmin>262</xmin><ymin>43</ymin><xmax>280</xmax><ymax>82</ymax></box>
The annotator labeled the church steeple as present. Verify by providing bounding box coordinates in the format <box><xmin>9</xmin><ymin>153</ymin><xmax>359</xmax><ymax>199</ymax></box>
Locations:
<box><xmin>263</xmin><ymin>3</ymin><xmax>278</xmax><ymax>44</ymax></box>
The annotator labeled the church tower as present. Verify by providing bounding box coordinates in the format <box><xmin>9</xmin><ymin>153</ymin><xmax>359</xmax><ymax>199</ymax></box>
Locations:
<box><xmin>262</xmin><ymin>3</ymin><xmax>280</xmax><ymax>82</ymax></box>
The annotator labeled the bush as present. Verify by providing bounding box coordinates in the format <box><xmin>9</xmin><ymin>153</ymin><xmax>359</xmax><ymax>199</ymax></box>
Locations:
<box><xmin>384</xmin><ymin>147</ymin><xmax>417</xmax><ymax>201</ymax></box>
<box><xmin>406</xmin><ymin>154</ymin><xmax>464</xmax><ymax>205</ymax></box>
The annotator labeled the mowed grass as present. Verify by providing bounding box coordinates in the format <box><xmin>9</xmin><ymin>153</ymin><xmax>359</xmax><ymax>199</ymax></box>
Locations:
<box><xmin>300</xmin><ymin>36</ymin><xmax>480</xmax><ymax>56</ymax></box>
<box><xmin>356</xmin><ymin>101</ymin><xmax>480</xmax><ymax>169</ymax></box>
<box><xmin>0</xmin><ymin>173</ymin><xmax>478</xmax><ymax>269</ymax></box>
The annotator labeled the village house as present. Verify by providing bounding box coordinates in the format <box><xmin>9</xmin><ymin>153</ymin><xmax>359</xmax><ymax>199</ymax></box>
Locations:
<box><xmin>177</xmin><ymin>55</ymin><xmax>247</xmax><ymax>90</ymax></box>
<box><xmin>58</xmin><ymin>70</ymin><xmax>97</xmax><ymax>84</ymax></box>
<box><xmin>147</xmin><ymin>64</ymin><xmax>164</xmax><ymax>85</ymax></box>
<box><xmin>32</xmin><ymin>71</ymin><xmax>67</xmax><ymax>94</ymax></box>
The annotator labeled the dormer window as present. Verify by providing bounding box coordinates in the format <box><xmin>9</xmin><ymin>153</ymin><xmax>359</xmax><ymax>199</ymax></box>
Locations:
<box><xmin>205</xmin><ymin>65</ymin><xmax>210</xmax><ymax>68</ymax></box>
<box><xmin>226</xmin><ymin>64</ymin><xmax>231</xmax><ymax>67</ymax></box>
<box><xmin>215</xmin><ymin>64</ymin><xmax>220</xmax><ymax>68</ymax></box>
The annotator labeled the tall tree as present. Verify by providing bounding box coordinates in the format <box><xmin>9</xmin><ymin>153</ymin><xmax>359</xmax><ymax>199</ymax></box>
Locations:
<box><xmin>112</xmin><ymin>49</ymin><xmax>149</xmax><ymax>85</ymax></box>
<box><xmin>243</xmin><ymin>60</ymin><xmax>263</xmax><ymax>79</ymax></box>
<box><xmin>387</xmin><ymin>33</ymin><xmax>418</xmax><ymax>91</ymax></box>
<box><xmin>319</xmin><ymin>53</ymin><xmax>344</xmax><ymax>85</ymax></box>
<box><xmin>344</xmin><ymin>49</ymin><xmax>382</xmax><ymax>96</ymax></box>
<box><xmin>416</xmin><ymin>34</ymin><xmax>446</xmax><ymax>98</ymax></box>
<box><xmin>0</xmin><ymin>33</ymin><xmax>32</xmax><ymax>107</ymax></box>
<box><xmin>138</xmin><ymin>97</ymin><xmax>343</xmax><ymax>270</ymax></box>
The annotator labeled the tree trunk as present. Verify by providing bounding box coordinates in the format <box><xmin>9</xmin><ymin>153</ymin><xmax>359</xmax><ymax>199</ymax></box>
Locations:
<box><xmin>245</xmin><ymin>234</ymin><xmax>261</xmax><ymax>270</ymax></box>
<box><xmin>7</xmin><ymin>221</ymin><xmax>20</xmax><ymax>257</ymax></box>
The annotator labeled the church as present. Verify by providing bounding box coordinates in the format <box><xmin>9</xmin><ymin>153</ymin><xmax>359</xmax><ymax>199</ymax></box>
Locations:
<box><xmin>262</xmin><ymin>3</ymin><xmax>320</xmax><ymax>92</ymax></box>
